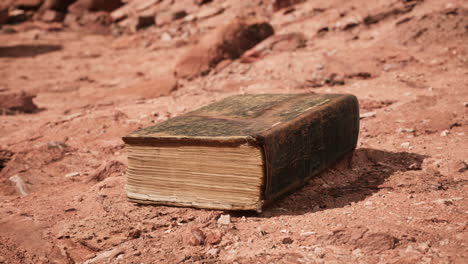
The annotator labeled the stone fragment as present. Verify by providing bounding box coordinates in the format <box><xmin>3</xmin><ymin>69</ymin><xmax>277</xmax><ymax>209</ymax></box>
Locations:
<box><xmin>189</xmin><ymin>228</ymin><xmax>206</xmax><ymax>246</ymax></box>
<box><xmin>196</xmin><ymin>6</ymin><xmax>224</xmax><ymax>20</ymax></box>
<box><xmin>241</xmin><ymin>32</ymin><xmax>306</xmax><ymax>63</ymax></box>
<box><xmin>217</xmin><ymin>214</ymin><xmax>231</xmax><ymax>225</ymax></box>
<box><xmin>41</xmin><ymin>0</ymin><xmax>74</xmax><ymax>12</ymax></box>
<box><xmin>194</xmin><ymin>0</ymin><xmax>212</xmax><ymax>5</ymax></box>
<box><xmin>8</xmin><ymin>9</ymin><xmax>28</xmax><ymax>24</ymax></box>
<box><xmin>206</xmin><ymin>248</ymin><xmax>219</xmax><ymax>256</ymax></box>
<box><xmin>121</xmin><ymin>9</ymin><xmax>155</xmax><ymax>32</ymax></box>
<box><xmin>205</xmin><ymin>230</ymin><xmax>222</xmax><ymax>245</ymax></box>
<box><xmin>313</xmin><ymin>247</ymin><xmax>325</xmax><ymax>258</ymax></box>
<box><xmin>397</xmin><ymin>128</ymin><xmax>415</xmax><ymax>133</ymax></box>
<box><xmin>400</xmin><ymin>142</ymin><xmax>411</xmax><ymax>149</ymax></box>
<box><xmin>128</xmin><ymin>229</ymin><xmax>141</xmax><ymax>239</ymax></box>
<box><xmin>440</xmin><ymin>130</ymin><xmax>449</xmax><ymax>137</ymax></box>
<box><xmin>273</xmin><ymin>0</ymin><xmax>304</xmax><ymax>12</ymax></box>
<box><xmin>172</xmin><ymin>10</ymin><xmax>187</xmax><ymax>20</ymax></box>
<box><xmin>282</xmin><ymin>237</ymin><xmax>293</xmax><ymax>244</ymax></box>
<box><xmin>9</xmin><ymin>175</ymin><xmax>28</xmax><ymax>196</ymax></box>
<box><xmin>65</xmin><ymin>172</ymin><xmax>80</xmax><ymax>178</ymax></box>
<box><xmin>324</xmin><ymin>73</ymin><xmax>345</xmax><ymax>86</ymax></box>
<box><xmin>0</xmin><ymin>149</ymin><xmax>14</xmax><ymax>171</ymax></box>
<box><xmin>15</xmin><ymin>0</ymin><xmax>44</xmax><ymax>9</ymax></box>
<box><xmin>360</xmin><ymin>111</ymin><xmax>376</xmax><ymax>119</ymax></box>
<box><xmin>87</xmin><ymin>160</ymin><xmax>124</xmax><ymax>182</ymax></box>
<box><xmin>41</xmin><ymin>9</ymin><xmax>65</xmax><ymax>22</ymax></box>
<box><xmin>111</xmin><ymin>0</ymin><xmax>158</xmax><ymax>21</ymax></box>
<box><xmin>154</xmin><ymin>11</ymin><xmax>172</xmax><ymax>26</ymax></box>
<box><xmin>0</xmin><ymin>91</ymin><xmax>39</xmax><ymax>114</ymax></box>
<box><xmin>83</xmin><ymin>247</ymin><xmax>124</xmax><ymax>264</ymax></box>
<box><xmin>161</xmin><ymin>32</ymin><xmax>172</xmax><ymax>41</ymax></box>
<box><xmin>0</xmin><ymin>5</ymin><xmax>8</xmax><ymax>25</ymax></box>
<box><xmin>68</xmin><ymin>0</ymin><xmax>123</xmax><ymax>15</ymax></box>
<box><xmin>433</xmin><ymin>197</ymin><xmax>463</xmax><ymax>205</ymax></box>
<box><xmin>175</xmin><ymin>16</ymin><xmax>274</xmax><ymax>79</ymax></box>
<box><xmin>356</xmin><ymin>233</ymin><xmax>398</xmax><ymax>253</ymax></box>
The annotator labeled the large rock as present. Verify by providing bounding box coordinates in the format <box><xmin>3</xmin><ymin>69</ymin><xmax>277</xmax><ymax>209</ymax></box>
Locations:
<box><xmin>175</xmin><ymin>15</ymin><xmax>274</xmax><ymax>79</ymax></box>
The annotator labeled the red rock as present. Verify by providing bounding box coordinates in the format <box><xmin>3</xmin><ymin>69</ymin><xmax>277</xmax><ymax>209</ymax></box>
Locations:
<box><xmin>188</xmin><ymin>228</ymin><xmax>206</xmax><ymax>246</ymax></box>
<box><xmin>205</xmin><ymin>230</ymin><xmax>222</xmax><ymax>245</ymax></box>
<box><xmin>68</xmin><ymin>0</ymin><xmax>123</xmax><ymax>15</ymax></box>
<box><xmin>172</xmin><ymin>10</ymin><xmax>188</xmax><ymax>20</ymax></box>
<box><xmin>195</xmin><ymin>6</ymin><xmax>224</xmax><ymax>20</ymax></box>
<box><xmin>0</xmin><ymin>149</ymin><xmax>14</xmax><ymax>171</ymax></box>
<box><xmin>41</xmin><ymin>0</ymin><xmax>74</xmax><ymax>12</ymax></box>
<box><xmin>70</xmin><ymin>11</ymin><xmax>113</xmax><ymax>34</ymax></box>
<box><xmin>282</xmin><ymin>237</ymin><xmax>293</xmax><ymax>244</ymax></box>
<box><xmin>0</xmin><ymin>91</ymin><xmax>39</xmax><ymax>114</ymax></box>
<box><xmin>174</xmin><ymin>16</ymin><xmax>274</xmax><ymax>79</ymax></box>
<box><xmin>15</xmin><ymin>0</ymin><xmax>44</xmax><ymax>9</ymax></box>
<box><xmin>194</xmin><ymin>0</ymin><xmax>212</xmax><ymax>6</ymax></box>
<box><xmin>128</xmin><ymin>229</ymin><xmax>141</xmax><ymax>239</ymax></box>
<box><xmin>40</xmin><ymin>9</ymin><xmax>64</xmax><ymax>22</ymax></box>
<box><xmin>110</xmin><ymin>0</ymin><xmax>159</xmax><ymax>22</ymax></box>
<box><xmin>241</xmin><ymin>32</ymin><xmax>306</xmax><ymax>63</ymax></box>
<box><xmin>87</xmin><ymin>160</ymin><xmax>125</xmax><ymax>182</ymax></box>
<box><xmin>0</xmin><ymin>2</ymin><xmax>10</xmax><ymax>25</ymax></box>
<box><xmin>8</xmin><ymin>9</ymin><xmax>29</xmax><ymax>24</ymax></box>
<box><xmin>119</xmin><ymin>9</ymin><xmax>155</xmax><ymax>32</ymax></box>
<box><xmin>273</xmin><ymin>0</ymin><xmax>304</xmax><ymax>12</ymax></box>
<box><xmin>154</xmin><ymin>11</ymin><xmax>173</xmax><ymax>26</ymax></box>
<box><xmin>356</xmin><ymin>233</ymin><xmax>398</xmax><ymax>253</ymax></box>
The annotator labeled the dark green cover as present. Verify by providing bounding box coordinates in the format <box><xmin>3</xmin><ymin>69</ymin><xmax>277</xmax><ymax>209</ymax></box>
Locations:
<box><xmin>123</xmin><ymin>93</ymin><xmax>360</xmax><ymax>209</ymax></box>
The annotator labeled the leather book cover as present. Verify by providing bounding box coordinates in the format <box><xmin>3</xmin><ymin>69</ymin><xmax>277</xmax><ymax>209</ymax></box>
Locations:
<box><xmin>123</xmin><ymin>93</ymin><xmax>359</xmax><ymax>211</ymax></box>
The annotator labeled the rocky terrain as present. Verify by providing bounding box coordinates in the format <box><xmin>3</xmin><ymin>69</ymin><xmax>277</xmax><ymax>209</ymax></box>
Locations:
<box><xmin>0</xmin><ymin>0</ymin><xmax>467</xmax><ymax>263</ymax></box>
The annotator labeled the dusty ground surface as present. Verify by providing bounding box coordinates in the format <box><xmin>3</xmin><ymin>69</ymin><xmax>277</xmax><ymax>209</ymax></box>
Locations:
<box><xmin>1</xmin><ymin>0</ymin><xmax>467</xmax><ymax>263</ymax></box>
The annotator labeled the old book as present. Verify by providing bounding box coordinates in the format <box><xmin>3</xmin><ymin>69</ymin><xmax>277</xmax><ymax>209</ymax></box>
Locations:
<box><xmin>123</xmin><ymin>93</ymin><xmax>359</xmax><ymax>212</ymax></box>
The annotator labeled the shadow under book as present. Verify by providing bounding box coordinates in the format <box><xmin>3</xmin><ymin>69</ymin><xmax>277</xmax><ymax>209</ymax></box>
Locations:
<box><xmin>122</xmin><ymin>93</ymin><xmax>359</xmax><ymax>212</ymax></box>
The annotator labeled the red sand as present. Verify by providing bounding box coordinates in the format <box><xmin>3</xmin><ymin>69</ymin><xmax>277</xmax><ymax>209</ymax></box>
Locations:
<box><xmin>0</xmin><ymin>0</ymin><xmax>467</xmax><ymax>263</ymax></box>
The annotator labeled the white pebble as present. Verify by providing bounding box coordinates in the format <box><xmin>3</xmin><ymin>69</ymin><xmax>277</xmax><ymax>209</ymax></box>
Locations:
<box><xmin>65</xmin><ymin>172</ymin><xmax>80</xmax><ymax>178</ymax></box>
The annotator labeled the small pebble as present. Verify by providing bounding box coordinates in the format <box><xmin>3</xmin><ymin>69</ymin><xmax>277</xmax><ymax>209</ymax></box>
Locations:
<box><xmin>217</xmin><ymin>214</ymin><xmax>231</xmax><ymax>225</ymax></box>
<box><xmin>314</xmin><ymin>247</ymin><xmax>325</xmax><ymax>258</ymax></box>
<box><xmin>65</xmin><ymin>172</ymin><xmax>80</xmax><ymax>178</ymax></box>
<box><xmin>161</xmin><ymin>32</ymin><xmax>172</xmax><ymax>41</ymax></box>
<box><xmin>360</xmin><ymin>111</ymin><xmax>376</xmax><ymax>119</ymax></box>
<box><xmin>397</xmin><ymin>128</ymin><xmax>415</xmax><ymax>133</ymax></box>
<box><xmin>400</xmin><ymin>142</ymin><xmax>411</xmax><ymax>149</ymax></box>
<box><xmin>206</xmin><ymin>248</ymin><xmax>220</xmax><ymax>256</ymax></box>
<box><xmin>282</xmin><ymin>237</ymin><xmax>293</xmax><ymax>244</ymax></box>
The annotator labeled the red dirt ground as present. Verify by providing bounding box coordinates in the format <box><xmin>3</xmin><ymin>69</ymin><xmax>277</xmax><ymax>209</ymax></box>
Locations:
<box><xmin>0</xmin><ymin>0</ymin><xmax>467</xmax><ymax>263</ymax></box>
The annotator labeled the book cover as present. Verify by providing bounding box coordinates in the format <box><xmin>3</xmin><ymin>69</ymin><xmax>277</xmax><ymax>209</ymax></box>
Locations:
<box><xmin>123</xmin><ymin>93</ymin><xmax>359</xmax><ymax>211</ymax></box>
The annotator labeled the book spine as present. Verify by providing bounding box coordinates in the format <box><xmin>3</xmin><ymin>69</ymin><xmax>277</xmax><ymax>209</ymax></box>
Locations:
<box><xmin>260</xmin><ymin>94</ymin><xmax>360</xmax><ymax>204</ymax></box>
